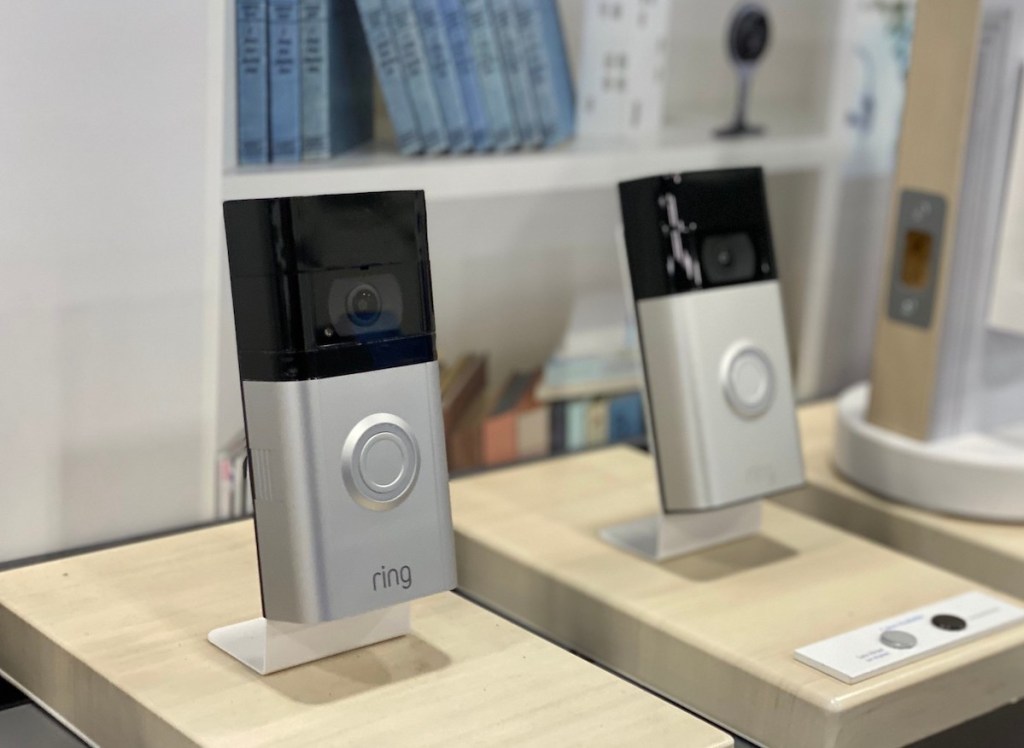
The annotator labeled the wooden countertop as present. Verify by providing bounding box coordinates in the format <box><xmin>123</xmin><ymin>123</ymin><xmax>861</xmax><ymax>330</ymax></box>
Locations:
<box><xmin>777</xmin><ymin>400</ymin><xmax>1024</xmax><ymax>598</ymax></box>
<box><xmin>450</xmin><ymin>446</ymin><xmax>1024</xmax><ymax>748</ymax></box>
<box><xmin>0</xmin><ymin>522</ymin><xmax>732</xmax><ymax>748</ymax></box>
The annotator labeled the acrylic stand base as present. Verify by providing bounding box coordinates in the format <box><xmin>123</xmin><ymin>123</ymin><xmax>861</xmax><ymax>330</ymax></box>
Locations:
<box><xmin>208</xmin><ymin>603</ymin><xmax>411</xmax><ymax>675</ymax></box>
<box><xmin>715</xmin><ymin>121</ymin><xmax>764</xmax><ymax>138</ymax></box>
<box><xmin>835</xmin><ymin>382</ymin><xmax>1024</xmax><ymax>522</ymax></box>
<box><xmin>600</xmin><ymin>500</ymin><xmax>762</xmax><ymax>561</ymax></box>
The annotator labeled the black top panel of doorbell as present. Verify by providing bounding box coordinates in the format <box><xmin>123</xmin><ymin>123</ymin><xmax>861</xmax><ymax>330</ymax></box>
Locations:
<box><xmin>618</xmin><ymin>168</ymin><xmax>777</xmax><ymax>301</ymax></box>
<box><xmin>223</xmin><ymin>191</ymin><xmax>436</xmax><ymax>381</ymax></box>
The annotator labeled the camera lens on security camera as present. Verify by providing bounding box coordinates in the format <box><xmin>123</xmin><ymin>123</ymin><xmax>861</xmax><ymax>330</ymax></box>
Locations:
<box><xmin>347</xmin><ymin>284</ymin><xmax>382</xmax><ymax>326</ymax></box>
<box><xmin>700</xmin><ymin>232</ymin><xmax>757</xmax><ymax>285</ymax></box>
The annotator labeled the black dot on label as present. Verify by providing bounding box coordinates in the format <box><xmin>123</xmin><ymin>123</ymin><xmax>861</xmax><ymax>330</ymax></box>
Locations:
<box><xmin>931</xmin><ymin>614</ymin><xmax>967</xmax><ymax>631</ymax></box>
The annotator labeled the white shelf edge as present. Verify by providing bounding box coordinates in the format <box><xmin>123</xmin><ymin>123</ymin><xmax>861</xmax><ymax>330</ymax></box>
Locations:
<box><xmin>222</xmin><ymin>133</ymin><xmax>844</xmax><ymax>202</ymax></box>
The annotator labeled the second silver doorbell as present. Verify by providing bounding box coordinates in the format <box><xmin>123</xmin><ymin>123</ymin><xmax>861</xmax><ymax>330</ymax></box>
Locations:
<box><xmin>618</xmin><ymin>168</ymin><xmax>804</xmax><ymax>513</ymax></box>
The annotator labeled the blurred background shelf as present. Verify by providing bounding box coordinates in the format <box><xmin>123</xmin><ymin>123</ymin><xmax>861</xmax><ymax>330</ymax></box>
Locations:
<box><xmin>224</xmin><ymin>116</ymin><xmax>841</xmax><ymax>202</ymax></box>
<box><xmin>1</xmin><ymin>0</ymin><xmax>914</xmax><ymax>555</ymax></box>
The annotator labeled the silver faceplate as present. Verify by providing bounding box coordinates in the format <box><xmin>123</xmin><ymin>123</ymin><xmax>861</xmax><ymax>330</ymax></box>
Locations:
<box><xmin>242</xmin><ymin>361</ymin><xmax>456</xmax><ymax>623</ymax></box>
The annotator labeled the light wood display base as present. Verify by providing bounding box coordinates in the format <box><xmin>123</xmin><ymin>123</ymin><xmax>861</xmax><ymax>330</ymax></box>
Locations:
<box><xmin>0</xmin><ymin>522</ymin><xmax>731</xmax><ymax>748</ymax></box>
<box><xmin>450</xmin><ymin>447</ymin><xmax>1024</xmax><ymax>748</ymax></box>
<box><xmin>777</xmin><ymin>400</ymin><xmax>1024</xmax><ymax>599</ymax></box>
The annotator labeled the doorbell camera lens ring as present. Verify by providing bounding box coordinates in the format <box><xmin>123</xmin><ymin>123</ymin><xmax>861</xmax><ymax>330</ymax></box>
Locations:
<box><xmin>346</xmin><ymin>284</ymin><xmax>383</xmax><ymax>327</ymax></box>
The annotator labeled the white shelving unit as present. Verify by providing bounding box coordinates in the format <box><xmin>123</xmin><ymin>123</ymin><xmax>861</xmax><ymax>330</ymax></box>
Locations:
<box><xmin>213</xmin><ymin>0</ymin><xmax>864</xmax><ymax>492</ymax></box>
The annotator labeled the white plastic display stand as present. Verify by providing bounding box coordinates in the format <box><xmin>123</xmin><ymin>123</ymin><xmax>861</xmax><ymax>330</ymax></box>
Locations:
<box><xmin>834</xmin><ymin>382</ymin><xmax>1024</xmax><ymax>521</ymax></box>
<box><xmin>208</xmin><ymin>603</ymin><xmax>410</xmax><ymax>675</ymax></box>
<box><xmin>601</xmin><ymin>500</ymin><xmax>762</xmax><ymax>560</ymax></box>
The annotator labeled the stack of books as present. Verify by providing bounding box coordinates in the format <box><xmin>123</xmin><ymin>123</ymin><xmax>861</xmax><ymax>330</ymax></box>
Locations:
<box><xmin>480</xmin><ymin>370</ymin><xmax>646</xmax><ymax>468</ymax></box>
<box><xmin>235</xmin><ymin>0</ymin><xmax>575</xmax><ymax>164</ymax></box>
<box><xmin>478</xmin><ymin>289</ymin><xmax>647</xmax><ymax>469</ymax></box>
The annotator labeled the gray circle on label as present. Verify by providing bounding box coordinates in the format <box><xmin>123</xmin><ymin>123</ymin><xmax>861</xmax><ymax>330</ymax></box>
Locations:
<box><xmin>880</xmin><ymin>630</ymin><xmax>917</xmax><ymax>650</ymax></box>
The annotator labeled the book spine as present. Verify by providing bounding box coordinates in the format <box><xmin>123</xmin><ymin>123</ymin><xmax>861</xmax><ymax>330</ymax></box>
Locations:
<box><xmin>269</xmin><ymin>0</ymin><xmax>303</xmax><ymax>162</ymax></box>
<box><xmin>236</xmin><ymin>0</ymin><xmax>270</xmax><ymax>164</ymax></box>
<box><xmin>550</xmin><ymin>400</ymin><xmax>567</xmax><ymax>453</ymax></box>
<box><xmin>608</xmin><ymin>392</ymin><xmax>644</xmax><ymax>442</ymax></box>
<box><xmin>355</xmin><ymin>0</ymin><xmax>424</xmax><ymax>154</ymax></box>
<box><xmin>414</xmin><ymin>0</ymin><xmax>473</xmax><ymax>152</ymax></box>
<box><xmin>438</xmin><ymin>0</ymin><xmax>493</xmax><ymax>150</ymax></box>
<box><xmin>575</xmin><ymin>0</ymin><xmax>623</xmax><ymax>137</ymax></box>
<box><xmin>528</xmin><ymin>0</ymin><xmax>577</xmax><ymax>144</ymax></box>
<box><xmin>517</xmin><ymin>0</ymin><xmax>574</xmax><ymax>146</ymax></box>
<box><xmin>565</xmin><ymin>400</ymin><xmax>589</xmax><ymax>452</ymax></box>
<box><xmin>384</xmin><ymin>0</ymin><xmax>449</xmax><ymax>153</ymax></box>
<box><xmin>586</xmin><ymin>399</ymin><xmax>610</xmax><ymax>448</ymax></box>
<box><xmin>492</xmin><ymin>0</ymin><xmax>543</xmax><ymax>147</ymax></box>
<box><xmin>463</xmin><ymin>0</ymin><xmax>519</xmax><ymax>150</ymax></box>
<box><xmin>328</xmin><ymin>0</ymin><xmax>375</xmax><ymax>154</ymax></box>
<box><xmin>300</xmin><ymin>0</ymin><xmax>330</xmax><ymax>159</ymax></box>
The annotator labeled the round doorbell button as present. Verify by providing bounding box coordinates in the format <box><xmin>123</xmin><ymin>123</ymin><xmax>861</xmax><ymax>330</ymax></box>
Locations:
<box><xmin>342</xmin><ymin>413</ymin><xmax>419</xmax><ymax>511</ymax></box>
<box><xmin>879</xmin><ymin>630</ymin><xmax>917</xmax><ymax>650</ymax></box>
<box><xmin>360</xmin><ymin>433</ymin><xmax>408</xmax><ymax>492</ymax></box>
<box><xmin>721</xmin><ymin>343</ymin><xmax>775</xmax><ymax>418</ymax></box>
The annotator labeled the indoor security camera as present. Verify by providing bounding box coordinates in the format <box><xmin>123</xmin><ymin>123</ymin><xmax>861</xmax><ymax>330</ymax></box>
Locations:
<box><xmin>716</xmin><ymin>3</ymin><xmax>771</xmax><ymax>137</ymax></box>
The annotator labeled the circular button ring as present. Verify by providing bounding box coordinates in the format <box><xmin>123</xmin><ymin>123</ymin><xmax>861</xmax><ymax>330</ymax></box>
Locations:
<box><xmin>721</xmin><ymin>342</ymin><xmax>776</xmax><ymax>419</ymax></box>
<box><xmin>342</xmin><ymin>413</ymin><xmax>420</xmax><ymax>512</ymax></box>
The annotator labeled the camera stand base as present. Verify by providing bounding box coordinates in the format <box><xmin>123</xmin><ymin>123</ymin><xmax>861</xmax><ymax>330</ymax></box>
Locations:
<box><xmin>600</xmin><ymin>500</ymin><xmax>762</xmax><ymax>561</ymax></box>
<box><xmin>835</xmin><ymin>382</ymin><xmax>1024</xmax><ymax>521</ymax></box>
<box><xmin>715</xmin><ymin>121</ymin><xmax>764</xmax><ymax>138</ymax></box>
<box><xmin>208</xmin><ymin>603</ymin><xmax>410</xmax><ymax>675</ymax></box>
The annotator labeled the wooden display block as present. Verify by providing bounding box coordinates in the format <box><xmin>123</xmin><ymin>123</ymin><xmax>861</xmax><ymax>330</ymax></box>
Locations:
<box><xmin>0</xmin><ymin>522</ymin><xmax>731</xmax><ymax>748</ymax></box>
<box><xmin>450</xmin><ymin>447</ymin><xmax>1024</xmax><ymax>748</ymax></box>
<box><xmin>776</xmin><ymin>400</ymin><xmax>1024</xmax><ymax>599</ymax></box>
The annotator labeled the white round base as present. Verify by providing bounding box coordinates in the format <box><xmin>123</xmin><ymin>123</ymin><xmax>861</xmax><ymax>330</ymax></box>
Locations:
<box><xmin>834</xmin><ymin>382</ymin><xmax>1024</xmax><ymax>522</ymax></box>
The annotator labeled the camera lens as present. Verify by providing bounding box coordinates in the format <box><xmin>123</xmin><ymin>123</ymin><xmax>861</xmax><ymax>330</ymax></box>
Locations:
<box><xmin>700</xmin><ymin>233</ymin><xmax>757</xmax><ymax>285</ymax></box>
<box><xmin>931</xmin><ymin>614</ymin><xmax>967</xmax><ymax>631</ymax></box>
<box><xmin>733</xmin><ymin>10</ymin><xmax>769</xmax><ymax>62</ymax></box>
<box><xmin>346</xmin><ymin>284</ymin><xmax>382</xmax><ymax>327</ymax></box>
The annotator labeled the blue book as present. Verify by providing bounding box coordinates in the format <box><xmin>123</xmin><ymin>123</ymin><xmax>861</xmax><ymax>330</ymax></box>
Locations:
<box><xmin>491</xmin><ymin>0</ymin><xmax>543</xmax><ymax>147</ymax></box>
<box><xmin>268</xmin><ymin>0</ymin><xmax>302</xmax><ymax>161</ymax></box>
<box><xmin>384</xmin><ymin>0</ymin><xmax>449</xmax><ymax>153</ymax></box>
<box><xmin>608</xmin><ymin>392</ymin><xmax>644</xmax><ymax>442</ymax></box>
<box><xmin>437</xmin><ymin>0</ymin><xmax>492</xmax><ymax>150</ymax></box>
<box><xmin>462</xmin><ymin>0</ymin><xmax>519</xmax><ymax>150</ymax></box>
<box><xmin>300</xmin><ymin>0</ymin><xmax>329</xmax><ymax>158</ymax></box>
<box><xmin>355</xmin><ymin>0</ymin><xmax>424</xmax><ymax>154</ymax></box>
<box><xmin>236</xmin><ymin>0</ymin><xmax>270</xmax><ymax>164</ymax></box>
<box><xmin>516</xmin><ymin>0</ymin><xmax>574</xmax><ymax>146</ymax></box>
<box><xmin>300</xmin><ymin>0</ymin><xmax>374</xmax><ymax>159</ymax></box>
<box><xmin>414</xmin><ymin>0</ymin><xmax>473</xmax><ymax>152</ymax></box>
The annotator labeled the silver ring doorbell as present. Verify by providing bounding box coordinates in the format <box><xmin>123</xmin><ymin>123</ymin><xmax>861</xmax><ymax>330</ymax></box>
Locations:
<box><xmin>618</xmin><ymin>168</ymin><xmax>804</xmax><ymax>513</ymax></box>
<box><xmin>223</xmin><ymin>191</ymin><xmax>457</xmax><ymax>624</ymax></box>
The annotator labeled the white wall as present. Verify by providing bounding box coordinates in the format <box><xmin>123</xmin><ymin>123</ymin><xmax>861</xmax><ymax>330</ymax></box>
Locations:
<box><xmin>0</xmin><ymin>2</ymin><xmax>219</xmax><ymax>561</ymax></box>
